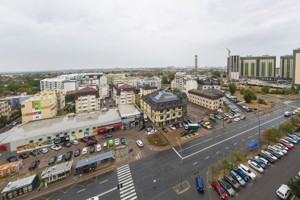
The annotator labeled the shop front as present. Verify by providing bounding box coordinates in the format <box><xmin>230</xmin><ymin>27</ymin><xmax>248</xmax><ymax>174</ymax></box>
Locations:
<box><xmin>97</xmin><ymin>123</ymin><xmax>123</xmax><ymax>135</ymax></box>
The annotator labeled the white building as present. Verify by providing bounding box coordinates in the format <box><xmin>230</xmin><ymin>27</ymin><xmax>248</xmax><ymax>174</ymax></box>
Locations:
<box><xmin>40</xmin><ymin>78</ymin><xmax>65</xmax><ymax>91</ymax></box>
<box><xmin>184</xmin><ymin>79</ymin><xmax>198</xmax><ymax>93</ymax></box>
<box><xmin>74</xmin><ymin>87</ymin><xmax>101</xmax><ymax>113</ymax></box>
<box><xmin>137</xmin><ymin>76</ymin><xmax>161</xmax><ymax>89</ymax></box>
<box><xmin>113</xmin><ymin>83</ymin><xmax>136</xmax><ymax>106</ymax></box>
<box><xmin>63</xmin><ymin>80</ymin><xmax>78</xmax><ymax>93</ymax></box>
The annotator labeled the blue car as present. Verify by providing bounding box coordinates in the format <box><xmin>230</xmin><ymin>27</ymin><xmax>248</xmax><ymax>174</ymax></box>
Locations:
<box><xmin>287</xmin><ymin>134</ymin><xmax>299</xmax><ymax>142</ymax></box>
<box><xmin>234</xmin><ymin>168</ymin><xmax>250</xmax><ymax>182</ymax></box>
<box><xmin>196</xmin><ymin>176</ymin><xmax>204</xmax><ymax>192</ymax></box>
<box><xmin>251</xmin><ymin>158</ymin><xmax>266</xmax><ymax>169</ymax></box>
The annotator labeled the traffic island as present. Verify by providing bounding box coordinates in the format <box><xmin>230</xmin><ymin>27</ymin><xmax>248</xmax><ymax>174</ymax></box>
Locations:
<box><xmin>173</xmin><ymin>180</ymin><xmax>190</xmax><ymax>194</ymax></box>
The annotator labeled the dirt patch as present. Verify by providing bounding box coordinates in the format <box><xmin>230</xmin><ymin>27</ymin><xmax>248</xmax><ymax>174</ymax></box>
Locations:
<box><xmin>147</xmin><ymin>132</ymin><xmax>170</xmax><ymax>147</ymax></box>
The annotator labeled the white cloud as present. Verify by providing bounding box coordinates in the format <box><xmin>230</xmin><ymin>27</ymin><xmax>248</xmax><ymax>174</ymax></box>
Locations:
<box><xmin>0</xmin><ymin>0</ymin><xmax>300</xmax><ymax>71</ymax></box>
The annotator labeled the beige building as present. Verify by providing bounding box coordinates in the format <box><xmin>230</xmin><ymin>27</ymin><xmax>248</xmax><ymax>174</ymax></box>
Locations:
<box><xmin>280</xmin><ymin>55</ymin><xmax>293</xmax><ymax>80</ymax></box>
<box><xmin>293</xmin><ymin>48</ymin><xmax>300</xmax><ymax>85</ymax></box>
<box><xmin>197</xmin><ymin>78</ymin><xmax>221</xmax><ymax>91</ymax></box>
<box><xmin>21</xmin><ymin>90</ymin><xmax>65</xmax><ymax>123</ymax></box>
<box><xmin>141</xmin><ymin>91</ymin><xmax>187</xmax><ymax>126</ymax></box>
<box><xmin>74</xmin><ymin>87</ymin><xmax>100</xmax><ymax>113</ymax></box>
<box><xmin>113</xmin><ymin>83</ymin><xmax>136</xmax><ymax>106</ymax></box>
<box><xmin>188</xmin><ymin>89</ymin><xmax>224</xmax><ymax>110</ymax></box>
<box><xmin>107</xmin><ymin>73</ymin><xmax>126</xmax><ymax>84</ymax></box>
<box><xmin>0</xmin><ymin>100</ymin><xmax>11</xmax><ymax>117</ymax></box>
<box><xmin>241</xmin><ymin>55</ymin><xmax>276</xmax><ymax>80</ymax></box>
<box><xmin>140</xmin><ymin>85</ymin><xmax>158</xmax><ymax>97</ymax></box>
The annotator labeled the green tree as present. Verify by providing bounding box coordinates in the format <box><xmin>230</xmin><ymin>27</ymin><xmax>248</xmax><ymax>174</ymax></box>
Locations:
<box><xmin>228</xmin><ymin>83</ymin><xmax>237</xmax><ymax>95</ymax></box>
<box><xmin>261</xmin><ymin>87</ymin><xmax>269</xmax><ymax>94</ymax></box>
<box><xmin>279</xmin><ymin>122</ymin><xmax>295</xmax><ymax>135</ymax></box>
<box><xmin>211</xmin><ymin>70</ymin><xmax>221</xmax><ymax>78</ymax></box>
<box><xmin>243</xmin><ymin>89</ymin><xmax>256</xmax><ymax>103</ymax></box>
<box><xmin>263</xmin><ymin>128</ymin><xmax>280</xmax><ymax>145</ymax></box>
<box><xmin>288</xmin><ymin>177</ymin><xmax>300</xmax><ymax>199</ymax></box>
<box><xmin>218</xmin><ymin>158</ymin><xmax>231</xmax><ymax>173</ymax></box>
<box><xmin>65</xmin><ymin>94</ymin><xmax>75</xmax><ymax>103</ymax></box>
<box><xmin>172</xmin><ymin>88</ymin><xmax>181</xmax><ymax>94</ymax></box>
<box><xmin>230</xmin><ymin>150</ymin><xmax>246</xmax><ymax>163</ymax></box>
<box><xmin>0</xmin><ymin>115</ymin><xmax>8</xmax><ymax>126</ymax></box>
<box><xmin>208</xmin><ymin>165</ymin><xmax>218</xmax><ymax>182</ymax></box>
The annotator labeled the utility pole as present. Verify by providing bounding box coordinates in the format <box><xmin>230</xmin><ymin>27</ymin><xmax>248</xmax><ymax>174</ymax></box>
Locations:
<box><xmin>176</xmin><ymin>137</ymin><xmax>183</xmax><ymax>190</ymax></box>
<box><xmin>258</xmin><ymin>104</ymin><xmax>261</xmax><ymax>148</ymax></box>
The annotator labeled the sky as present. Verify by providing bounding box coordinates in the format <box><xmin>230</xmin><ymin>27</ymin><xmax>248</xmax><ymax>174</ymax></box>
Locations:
<box><xmin>0</xmin><ymin>0</ymin><xmax>300</xmax><ymax>72</ymax></box>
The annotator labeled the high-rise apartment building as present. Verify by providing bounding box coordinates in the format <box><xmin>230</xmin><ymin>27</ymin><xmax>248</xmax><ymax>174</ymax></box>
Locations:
<box><xmin>280</xmin><ymin>55</ymin><xmax>293</xmax><ymax>80</ymax></box>
<box><xmin>0</xmin><ymin>100</ymin><xmax>11</xmax><ymax>117</ymax></box>
<box><xmin>227</xmin><ymin>55</ymin><xmax>241</xmax><ymax>81</ymax></box>
<box><xmin>113</xmin><ymin>83</ymin><xmax>136</xmax><ymax>106</ymax></box>
<box><xmin>293</xmin><ymin>48</ymin><xmax>300</xmax><ymax>85</ymax></box>
<box><xmin>74</xmin><ymin>87</ymin><xmax>100</xmax><ymax>113</ymax></box>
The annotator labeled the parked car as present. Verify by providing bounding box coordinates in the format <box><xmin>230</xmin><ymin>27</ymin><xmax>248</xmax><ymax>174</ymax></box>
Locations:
<box><xmin>29</xmin><ymin>160</ymin><xmax>40</xmax><ymax>171</ymax></box>
<box><xmin>51</xmin><ymin>144</ymin><xmax>62</xmax><ymax>151</ymax></box>
<box><xmin>19</xmin><ymin>153</ymin><xmax>29</xmax><ymax>159</ymax></box>
<box><xmin>218</xmin><ymin>178</ymin><xmax>235</xmax><ymax>196</ymax></box>
<box><xmin>82</xmin><ymin>147</ymin><xmax>88</xmax><ymax>155</ymax></box>
<box><xmin>267</xmin><ymin>146</ymin><xmax>285</xmax><ymax>156</ymax></box>
<box><xmin>57</xmin><ymin>154</ymin><xmax>65</xmax><ymax>163</ymax></box>
<box><xmin>273</xmin><ymin>144</ymin><xmax>288</xmax><ymax>153</ymax></box>
<box><xmin>102</xmin><ymin>134</ymin><xmax>112</xmax><ymax>139</ymax></box>
<box><xmin>224</xmin><ymin>174</ymin><xmax>240</xmax><ymax>190</ymax></box>
<box><xmin>65</xmin><ymin>151</ymin><xmax>73</xmax><ymax>161</ymax></box>
<box><xmin>80</xmin><ymin>137</ymin><xmax>89</xmax><ymax>143</ymax></box>
<box><xmin>88</xmin><ymin>136</ymin><xmax>96</xmax><ymax>141</ymax></box>
<box><xmin>284</xmin><ymin>137</ymin><xmax>298</xmax><ymax>144</ymax></box>
<box><xmin>240</xmin><ymin>115</ymin><xmax>246</xmax><ymax>120</ymax></box>
<box><xmin>248</xmin><ymin>160</ymin><xmax>264</xmax><ymax>173</ymax></box>
<box><xmin>238</xmin><ymin>164</ymin><xmax>256</xmax><ymax>179</ymax></box>
<box><xmin>287</xmin><ymin>135</ymin><xmax>299</xmax><ymax>143</ymax></box>
<box><xmin>40</xmin><ymin>148</ymin><xmax>49</xmax><ymax>154</ymax></box>
<box><xmin>265</xmin><ymin>148</ymin><xmax>282</xmax><ymax>159</ymax></box>
<box><xmin>162</xmin><ymin>127</ymin><xmax>168</xmax><ymax>133</ymax></box>
<box><xmin>86</xmin><ymin>140</ymin><xmax>97</xmax><ymax>147</ymax></box>
<box><xmin>257</xmin><ymin>153</ymin><xmax>275</xmax><ymax>164</ymax></box>
<box><xmin>30</xmin><ymin>150</ymin><xmax>39</xmax><ymax>157</ymax></box>
<box><xmin>64</xmin><ymin>141</ymin><xmax>72</xmax><ymax>148</ymax></box>
<box><xmin>230</xmin><ymin>171</ymin><xmax>246</xmax><ymax>186</ymax></box>
<box><xmin>71</xmin><ymin>140</ymin><xmax>79</xmax><ymax>145</ymax></box>
<box><xmin>48</xmin><ymin>156</ymin><xmax>57</xmax><ymax>165</ymax></box>
<box><xmin>188</xmin><ymin>129</ymin><xmax>197</xmax><ymax>134</ymax></box>
<box><xmin>279</xmin><ymin>140</ymin><xmax>294</xmax><ymax>149</ymax></box>
<box><xmin>89</xmin><ymin>146</ymin><xmax>95</xmax><ymax>153</ymax></box>
<box><xmin>96</xmin><ymin>144</ymin><xmax>101</xmax><ymax>152</ymax></box>
<box><xmin>138</xmin><ymin>125</ymin><xmax>145</xmax><ymax>131</ymax></box>
<box><xmin>251</xmin><ymin>157</ymin><xmax>266</xmax><ymax>169</ymax></box>
<box><xmin>261</xmin><ymin>150</ymin><xmax>278</xmax><ymax>161</ymax></box>
<box><xmin>211</xmin><ymin>181</ymin><xmax>228</xmax><ymax>199</ymax></box>
<box><xmin>223</xmin><ymin>117</ymin><xmax>229</xmax><ymax>121</ymax></box>
<box><xmin>195</xmin><ymin>176</ymin><xmax>204</xmax><ymax>192</ymax></box>
<box><xmin>180</xmin><ymin>130</ymin><xmax>190</xmax><ymax>137</ymax></box>
<box><xmin>276</xmin><ymin>184</ymin><xmax>291</xmax><ymax>200</ymax></box>
<box><xmin>114</xmin><ymin>138</ymin><xmax>120</xmax><ymax>146</ymax></box>
<box><xmin>234</xmin><ymin>168</ymin><xmax>250</xmax><ymax>182</ymax></box>
<box><xmin>120</xmin><ymin>138</ymin><xmax>127</xmax><ymax>145</ymax></box>
<box><xmin>74</xmin><ymin>149</ymin><xmax>81</xmax><ymax>157</ymax></box>
<box><xmin>136</xmin><ymin>140</ymin><xmax>144</xmax><ymax>148</ymax></box>
<box><xmin>103</xmin><ymin>142</ymin><xmax>108</xmax><ymax>149</ymax></box>
<box><xmin>7</xmin><ymin>156</ymin><xmax>18</xmax><ymax>163</ymax></box>
<box><xmin>169</xmin><ymin>125</ymin><xmax>176</xmax><ymax>130</ymax></box>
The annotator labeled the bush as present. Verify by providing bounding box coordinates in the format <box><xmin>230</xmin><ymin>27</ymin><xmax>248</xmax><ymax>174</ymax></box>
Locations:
<box><xmin>147</xmin><ymin>133</ymin><xmax>169</xmax><ymax>147</ymax></box>
<box><xmin>258</xmin><ymin>98</ymin><xmax>265</xmax><ymax>104</ymax></box>
<box><xmin>261</xmin><ymin>87</ymin><xmax>269</xmax><ymax>94</ymax></box>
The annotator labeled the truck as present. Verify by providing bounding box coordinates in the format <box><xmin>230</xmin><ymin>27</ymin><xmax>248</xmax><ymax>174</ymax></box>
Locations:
<box><xmin>187</xmin><ymin>123</ymin><xmax>199</xmax><ymax>130</ymax></box>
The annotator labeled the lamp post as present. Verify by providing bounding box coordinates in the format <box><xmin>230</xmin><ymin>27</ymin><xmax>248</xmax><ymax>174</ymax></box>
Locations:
<box><xmin>257</xmin><ymin>104</ymin><xmax>261</xmax><ymax>148</ymax></box>
<box><xmin>175</xmin><ymin>137</ymin><xmax>183</xmax><ymax>190</ymax></box>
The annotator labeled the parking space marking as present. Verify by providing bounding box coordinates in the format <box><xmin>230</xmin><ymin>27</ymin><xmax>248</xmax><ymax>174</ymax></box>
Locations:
<box><xmin>100</xmin><ymin>180</ymin><xmax>108</xmax><ymax>184</ymax></box>
<box><xmin>193</xmin><ymin>162</ymin><xmax>198</xmax><ymax>165</ymax></box>
<box><xmin>77</xmin><ymin>189</ymin><xmax>86</xmax><ymax>193</ymax></box>
<box><xmin>216</xmin><ymin>151</ymin><xmax>220</xmax><ymax>154</ymax></box>
<box><xmin>204</xmin><ymin>156</ymin><xmax>209</xmax><ymax>160</ymax></box>
<box><xmin>215</xmin><ymin>135</ymin><xmax>221</xmax><ymax>138</ymax></box>
<box><xmin>234</xmin><ymin>143</ymin><xmax>237</xmax><ymax>145</ymax></box>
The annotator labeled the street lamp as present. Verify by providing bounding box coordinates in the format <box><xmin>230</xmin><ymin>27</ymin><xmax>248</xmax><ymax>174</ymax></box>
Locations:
<box><xmin>257</xmin><ymin>104</ymin><xmax>261</xmax><ymax>148</ymax></box>
<box><xmin>175</xmin><ymin>137</ymin><xmax>183</xmax><ymax>190</ymax></box>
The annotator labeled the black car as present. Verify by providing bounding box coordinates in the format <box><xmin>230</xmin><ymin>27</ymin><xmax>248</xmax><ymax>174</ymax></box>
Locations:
<box><xmin>187</xmin><ymin>119</ymin><xmax>193</xmax><ymax>123</ymax></box>
<box><xmin>258</xmin><ymin>153</ymin><xmax>275</xmax><ymax>164</ymax></box>
<box><xmin>265</xmin><ymin>148</ymin><xmax>281</xmax><ymax>159</ymax></box>
<box><xmin>89</xmin><ymin>146</ymin><xmax>95</xmax><ymax>153</ymax></box>
<box><xmin>188</xmin><ymin>129</ymin><xmax>197</xmax><ymax>134</ymax></box>
<box><xmin>180</xmin><ymin>130</ymin><xmax>189</xmax><ymax>137</ymax></box>
<box><xmin>86</xmin><ymin>140</ymin><xmax>97</xmax><ymax>147</ymax></box>
<box><xmin>74</xmin><ymin>149</ymin><xmax>81</xmax><ymax>157</ymax></box>
<box><xmin>162</xmin><ymin>127</ymin><xmax>168</xmax><ymax>133</ymax></box>
<box><xmin>19</xmin><ymin>153</ymin><xmax>29</xmax><ymax>159</ymax></box>
<box><xmin>102</xmin><ymin>134</ymin><xmax>112</xmax><ymax>139</ymax></box>
<box><xmin>29</xmin><ymin>160</ymin><xmax>40</xmax><ymax>171</ymax></box>
<box><xmin>65</xmin><ymin>151</ymin><xmax>73</xmax><ymax>161</ymax></box>
<box><xmin>48</xmin><ymin>156</ymin><xmax>57</xmax><ymax>165</ymax></box>
<box><xmin>138</xmin><ymin>125</ymin><xmax>145</xmax><ymax>131</ymax></box>
<box><xmin>174</xmin><ymin>123</ymin><xmax>179</xmax><ymax>128</ymax></box>
<box><xmin>7</xmin><ymin>156</ymin><xmax>18</xmax><ymax>163</ymax></box>
<box><xmin>120</xmin><ymin>138</ymin><xmax>127</xmax><ymax>145</ymax></box>
<box><xmin>29</xmin><ymin>150</ymin><xmax>39</xmax><ymax>157</ymax></box>
<box><xmin>64</xmin><ymin>141</ymin><xmax>72</xmax><ymax>148</ymax></box>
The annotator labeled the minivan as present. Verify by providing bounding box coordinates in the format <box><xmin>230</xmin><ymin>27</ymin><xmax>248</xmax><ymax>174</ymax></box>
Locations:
<box><xmin>195</xmin><ymin>176</ymin><xmax>204</xmax><ymax>192</ymax></box>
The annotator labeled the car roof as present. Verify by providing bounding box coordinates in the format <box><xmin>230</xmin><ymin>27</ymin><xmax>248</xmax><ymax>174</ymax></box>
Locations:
<box><xmin>196</xmin><ymin>176</ymin><xmax>203</xmax><ymax>187</ymax></box>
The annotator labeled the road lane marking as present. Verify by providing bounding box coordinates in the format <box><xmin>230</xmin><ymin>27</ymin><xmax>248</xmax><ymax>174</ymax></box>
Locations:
<box><xmin>180</xmin><ymin>138</ymin><xmax>213</xmax><ymax>151</ymax></box>
<box><xmin>172</xmin><ymin>147</ymin><xmax>183</xmax><ymax>159</ymax></box>
<box><xmin>205</xmin><ymin>156</ymin><xmax>209</xmax><ymax>159</ymax></box>
<box><xmin>100</xmin><ymin>180</ymin><xmax>108</xmax><ymax>184</ymax></box>
<box><xmin>96</xmin><ymin>187</ymin><xmax>118</xmax><ymax>197</ymax></box>
<box><xmin>216</xmin><ymin>151</ymin><xmax>220</xmax><ymax>154</ymax></box>
<box><xmin>182</xmin><ymin>115</ymin><xmax>284</xmax><ymax>160</ymax></box>
<box><xmin>193</xmin><ymin>162</ymin><xmax>198</xmax><ymax>165</ymax></box>
<box><xmin>248</xmin><ymin>136</ymin><xmax>253</xmax><ymax>138</ymax></box>
<box><xmin>77</xmin><ymin>189</ymin><xmax>86</xmax><ymax>193</ymax></box>
<box><xmin>241</xmin><ymin>139</ymin><xmax>245</xmax><ymax>142</ymax></box>
<box><xmin>215</xmin><ymin>135</ymin><xmax>221</xmax><ymax>138</ymax></box>
<box><xmin>234</xmin><ymin>143</ymin><xmax>237</xmax><ymax>145</ymax></box>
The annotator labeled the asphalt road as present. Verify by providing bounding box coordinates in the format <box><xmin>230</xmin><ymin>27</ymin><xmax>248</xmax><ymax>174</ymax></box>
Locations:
<box><xmin>35</xmin><ymin>102</ymin><xmax>300</xmax><ymax>200</ymax></box>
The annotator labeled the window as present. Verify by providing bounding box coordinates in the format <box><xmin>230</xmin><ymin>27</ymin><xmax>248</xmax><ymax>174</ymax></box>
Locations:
<box><xmin>39</xmin><ymin>138</ymin><xmax>43</xmax><ymax>141</ymax></box>
<box><xmin>160</xmin><ymin>116</ymin><xmax>164</xmax><ymax>120</ymax></box>
<box><xmin>86</xmin><ymin>128</ymin><xmax>89</xmax><ymax>131</ymax></box>
<box><xmin>79</xmin><ymin>130</ymin><xmax>82</xmax><ymax>133</ymax></box>
<box><xmin>64</xmin><ymin>133</ymin><xmax>68</xmax><ymax>136</ymax></box>
<box><xmin>47</xmin><ymin>136</ymin><xmax>51</xmax><ymax>139</ymax></box>
<box><xmin>71</xmin><ymin>131</ymin><xmax>75</xmax><ymax>134</ymax></box>
<box><xmin>29</xmin><ymin>140</ymin><xmax>34</xmax><ymax>143</ymax></box>
<box><xmin>93</xmin><ymin>127</ymin><xmax>96</xmax><ymax>130</ymax></box>
<box><xmin>173</xmin><ymin>113</ymin><xmax>176</xmax><ymax>117</ymax></box>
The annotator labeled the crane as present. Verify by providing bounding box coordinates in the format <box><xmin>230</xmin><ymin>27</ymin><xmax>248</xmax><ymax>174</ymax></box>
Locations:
<box><xmin>226</xmin><ymin>48</ymin><xmax>231</xmax><ymax>57</ymax></box>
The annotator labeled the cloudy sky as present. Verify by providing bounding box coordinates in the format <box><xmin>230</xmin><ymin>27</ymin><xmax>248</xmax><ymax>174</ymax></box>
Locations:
<box><xmin>0</xmin><ymin>0</ymin><xmax>300</xmax><ymax>72</ymax></box>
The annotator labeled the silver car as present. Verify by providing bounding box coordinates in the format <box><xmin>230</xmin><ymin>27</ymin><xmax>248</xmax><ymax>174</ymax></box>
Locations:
<box><xmin>218</xmin><ymin>178</ymin><xmax>235</xmax><ymax>196</ymax></box>
<box><xmin>230</xmin><ymin>171</ymin><xmax>246</xmax><ymax>186</ymax></box>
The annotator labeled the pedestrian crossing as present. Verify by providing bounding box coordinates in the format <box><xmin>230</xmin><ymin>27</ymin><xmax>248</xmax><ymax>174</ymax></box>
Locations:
<box><xmin>117</xmin><ymin>164</ymin><xmax>138</xmax><ymax>200</ymax></box>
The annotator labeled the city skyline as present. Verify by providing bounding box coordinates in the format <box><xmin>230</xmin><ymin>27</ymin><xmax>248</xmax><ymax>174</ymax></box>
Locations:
<box><xmin>1</xmin><ymin>0</ymin><xmax>300</xmax><ymax>72</ymax></box>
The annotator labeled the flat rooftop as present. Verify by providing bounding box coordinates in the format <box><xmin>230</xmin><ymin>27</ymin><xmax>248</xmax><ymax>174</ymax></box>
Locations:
<box><xmin>2</xmin><ymin>175</ymin><xmax>37</xmax><ymax>193</ymax></box>
<box><xmin>0</xmin><ymin>110</ymin><xmax>122</xmax><ymax>144</ymax></box>
<box><xmin>118</xmin><ymin>105</ymin><xmax>140</xmax><ymax>118</ymax></box>
<box><xmin>41</xmin><ymin>161</ymin><xmax>73</xmax><ymax>179</ymax></box>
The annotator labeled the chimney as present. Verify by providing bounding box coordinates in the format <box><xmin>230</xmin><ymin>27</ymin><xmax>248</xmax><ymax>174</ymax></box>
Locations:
<box><xmin>195</xmin><ymin>55</ymin><xmax>198</xmax><ymax>76</ymax></box>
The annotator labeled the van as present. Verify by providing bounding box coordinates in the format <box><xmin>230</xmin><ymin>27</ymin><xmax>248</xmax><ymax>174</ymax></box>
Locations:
<box><xmin>195</xmin><ymin>176</ymin><xmax>204</xmax><ymax>192</ymax></box>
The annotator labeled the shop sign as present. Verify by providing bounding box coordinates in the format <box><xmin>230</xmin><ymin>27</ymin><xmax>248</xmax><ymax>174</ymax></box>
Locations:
<box><xmin>0</xmin><ymin>145</ymin><xmax>7</xmax><ymax>151</ymax></box>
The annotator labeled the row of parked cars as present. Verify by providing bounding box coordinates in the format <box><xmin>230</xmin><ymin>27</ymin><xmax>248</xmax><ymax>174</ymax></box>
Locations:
<box><xmin>196</xmin><ymin>131</ymin><xmax>300</xmax><ymax>199</ymax></box>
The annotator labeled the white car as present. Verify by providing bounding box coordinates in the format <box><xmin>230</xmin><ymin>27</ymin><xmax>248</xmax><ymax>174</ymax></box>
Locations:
<box><xmin>273</xmin><ymin>144</ymin><xmax>288</xmax><ymax>154</ymax></box>
<box><xmin>247</xmin><ymin>160</ymin><xmax>264</xmax><ymax>173</ymax></box>
<box><xmin>40</xmin><ymin>148</ymin><xmax>49</xmax><ymax>154</ymax></box>
<box><xmin>276</xmin><ymin>143</ymin><xmax>289</xmax><ymax>151</ymax></box>
<box><xmin>276</xmin><ymin>184</ymin><xmax>291</xmax><ymax>200</ymax></box>
<box><xmin>268</xmin><ymin>146</ymin><xmax>284</xmax><ymax>156</ymax></box>
<box><xmin>82</xmin><ymin>147</ymin><xmax>88</xmax><ymax>155</ymax></box>
<box><xmin>169</xmin><ymin>125</ymin><xmax>176</xmax><ymax>130</ymax></box>
<box><xmin>234</xmin><ymin>117</ymin><xmax>240</xmax><ymax>122</ymax></box>
<box><xmin>254</xmin><ymin>156</ymin><xmax>269</xmax><ymax>166</ymax></box>
<box><xmin>96</xmin><ymin>144</ymin><xmax>101</xmax><ymax>152</ymax></box>
<box><xmin>115</xmin><ymin>138</ymin><xmax>120</xmax><ymax>146</ymax></box>
<box><xmin>71</xmin><ymin>140</ymin><xmax>79</xmax><ymax>145</ymax></box>
<box><xmin>261</xmin><ymin>150</ymin><xmax>278</xmax><ymax>160</ymax></box>
<box><xmin>136</xmin><ymin>140</ymin><xmax>144</xmax><ymax>147</ymax></box>
<box><xmin>51</xmin><ymin>144</ymin><xmax>62</xmax><ymax>151</ymax></box>
<box><xmin>147</xmin><ymin>129</ymin><xmax>156</xmax><ymax>135</ymax></box>
<box><xmin>239</xmin><ymin>164</ymin><xmax>256</xmax><ymax>179</ymax></box>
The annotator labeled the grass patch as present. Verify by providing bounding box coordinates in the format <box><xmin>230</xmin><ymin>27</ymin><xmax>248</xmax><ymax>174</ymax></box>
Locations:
<box><xmin>147</xmin><ymin>132</ymin><xmax>170</xmax><ymax>147</ymax></box>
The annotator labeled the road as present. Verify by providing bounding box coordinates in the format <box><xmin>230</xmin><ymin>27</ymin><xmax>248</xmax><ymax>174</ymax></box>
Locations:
<box><xmin>35</xmin><ymin>102</ymin><xmax>300</xmax><ymax>200</ymax></box>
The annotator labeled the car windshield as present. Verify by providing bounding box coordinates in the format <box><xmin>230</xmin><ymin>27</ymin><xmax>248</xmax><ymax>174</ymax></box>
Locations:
<box><xmin>220</xmin><ymin>188</ymin><xmax>225</xmax><ymax>193</ymax></box>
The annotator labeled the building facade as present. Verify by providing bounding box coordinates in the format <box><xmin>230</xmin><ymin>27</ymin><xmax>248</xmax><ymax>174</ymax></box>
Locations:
<box><xmin>5</xmin><ymin>95</ymin><xmax>29</xmax><ymax>110</ymax></box>
<box><xmin>74</xmin><ymin>87</ymin><xmax>100</xmax><ymax>113</ymax></box>
<box><xmin>240</xmin><ymin>55</ymin><xmax>276</xmax><ymax>80</ymax></box>
<box><xmin>137</xmin><ymin>76</ymin><xmax>161</xmax><ymax>90</ymax></box>
<box><xmin>140</xmin><ymin>85</ymin><xmax>158</xmax><ymax>97</ymax></box>
<box><xmin>227</xmin><ymin>55</ymin><xmax>241</xmax><ymax>81</ymax></box>
<box><xmin>188</xmin><ymin>89</ymin><xmax>224</xmax><ymax>110</ymax></box>
<box><xmin>280</xmin><ymin>55</ymin><xmax>293</xmax><ymax>80</ymax></box>
<box><xmin>113</xmin><ymin>83</ymin><xmax>136</xmax><ymax>106</ymax></box>
<box><xmin>21</xmin><ymin>90</ymin><xmax>65</xmax><ymax>123</ymax></box>
<box><xmin>197</xmin><ymin>78</ymin><xmax>221</xmax><ymax>91</ymax></box>
<box><xmin>293</xmin><ymin>48</ymin><xmax>300</xmax><ymax>85</ymax></box>
<box><xmin>0</xmin><ymin>100</ymin><xmax>11</xmax><ymax>117</ymax></box>
<box><xmin>140</xmin><ymin>91</ymin><xmax>187</xmax><ymax>126</ymax></box>
<box><xmin>40</xmin><ymin>78</ymin><xmax>65</xmax><ymax>91</ymax></box>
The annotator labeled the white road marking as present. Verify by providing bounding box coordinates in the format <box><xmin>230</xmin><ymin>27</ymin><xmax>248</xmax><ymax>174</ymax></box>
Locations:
<box><xmin>182</xmin><ymin>115</ymin><xmax>284</xmax><ymax>160</ymax></box>
<box><xmin>181</xmin><ymin>138</ymin><xmax>213</xmax><ymax>151</ymax></box>
<box><xmin>216</xmin><ymin>151</ymin><xmax>220</xmax><ymax>154</ymax></box>
<box><xmin>215</xmin><ymin>135</ymin><xmax>221</xmax><ymax>138</ymax></box>
<box><xmin>205</xmin><ymin>156</ymin><xmax>209</xmax><ymax>159</ymax></box>
<box><xmin>241</xmin><ymin>139</ymin><xmax>245</xmax><ymax>142</ymax></box>
<box><xmin>234</xmin><ymin>143</ymin><xmax>237</xmax><ymax>145</ymax></box>
<box><xmin>100</xmin><ymin>180</ymin><xmax>108</xmax><ymax>184</ymax></box>
<box><xmin>193</xmin><ymin>162</ymin><xmax>198</xmax><ymax>165</ymax></box>
<box><xmin>225</xmin><ymin>147</ymin><xmax>229</xmax><ymax>149</ymax></box>
<box><xmin>248</xmin><ymin>136</ymin><xmax>253</xmax><ymax>138</ymax></box>
<box><xmin>172</xmin><ymin>147</ymin><xmax>183</xmax><ymax>159</ymax></box>
<box><xmin>77</xmin><ymin>188</ymin><xmax>86</xmax><ymax>193</ymax></box>
<box><xmin>96</xmin><ymin>187</ymin><xmax>117</xmax><ymax>197</ymax></box>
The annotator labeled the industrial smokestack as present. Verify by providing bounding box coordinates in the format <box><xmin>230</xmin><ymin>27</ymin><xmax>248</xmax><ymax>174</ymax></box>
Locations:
<box><xmin>195</xmin><ymin>55</ymin><xmax>198</xmax><ymax>76</ymax></box>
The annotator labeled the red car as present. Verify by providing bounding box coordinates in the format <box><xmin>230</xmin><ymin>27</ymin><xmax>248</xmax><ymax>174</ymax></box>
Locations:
<box><xmin>279</xmin><ymin>141</ymin><xmax>293</xmax><ymax>149</ymax></box>
<box><xmin>80</xmin><ymin>137</ymin><xmax>89</xmax><ymax>143</ymax></box>
<box><xmin>88</xmin><ymin>136</ymin><xmax>96</xmax><ymax>141</ymax></box>
<box><xmin>211</xmin><ymin>182</ymin><xmax>227</xmax><ymax>199</ymax></box>
<box><xmin>223</xmin><ymin>117</ymin><xmax>229</xmax><ymax>121</ymax></box>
